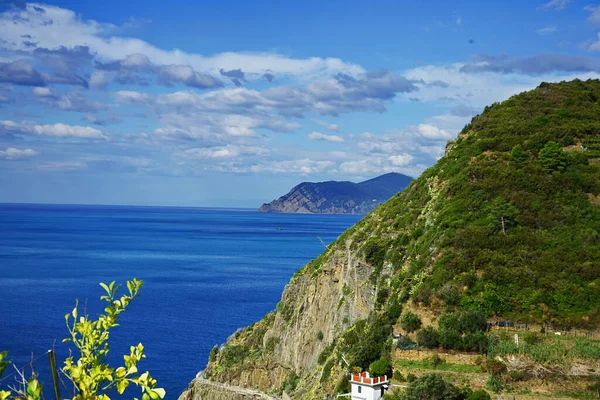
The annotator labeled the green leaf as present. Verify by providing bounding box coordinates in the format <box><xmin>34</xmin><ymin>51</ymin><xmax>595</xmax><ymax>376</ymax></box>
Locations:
<box><xmin>153</xmin><ymin>388</ymin><xmax>166</xmax><ymax>399</ymax></box>
<box><xmin>117</xmin><ymin>379</ymin><xmax>129</xmax><ymax>394</ymax></box>
<box><xmin>99</xmin><ymin>282</ymin><xmax>110</xmax><ymax>295</ymax></box>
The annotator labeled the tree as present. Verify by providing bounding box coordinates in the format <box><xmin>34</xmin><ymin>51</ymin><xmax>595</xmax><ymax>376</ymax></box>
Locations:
<box><xmin>510</xmin><ymin>145</ymin><xmax>525</xmax><ymax>166</ymax></box>
<box><xmin>369</xmin><ymin>358</ymin><xmax>392</xmax><ymax>378</ymax></box>
<box><xmin>488</xmin><ymin>197</ymin><xmax>519</xmax><ymax>235</ymax></box>
<box><xmin>399</xmin><ymin>311</ymin><xmax>422</xmax><ymax>333</ymax></box>
<box><xmin>539</xmin><ymin>141</ymin><xmax>568</xmax><ymax>172</ymax></box>
<box><xmin>0</xmin><ymin>279</ymin><xmax>165</xmax><ymax>400</ymax></box>
<box><xmin>416</xmin><ymin>327</ymin><xmax>440</xmax><ymax>349</ymax></box>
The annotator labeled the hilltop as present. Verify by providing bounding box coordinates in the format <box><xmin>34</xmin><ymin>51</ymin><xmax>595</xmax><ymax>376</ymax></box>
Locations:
<box><xmin>258</xmin><ymin>172</ymin><xmax>413</xmax><ymax>214</ymax></box>
<box><xmin>181</xmin><ymin>79</ymin><xmax>600</xmax><ymax>400</ymax></box>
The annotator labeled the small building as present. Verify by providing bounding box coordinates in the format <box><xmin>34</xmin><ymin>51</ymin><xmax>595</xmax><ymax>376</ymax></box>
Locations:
<box><xmin>349</xmin><ymin>372</ymin><xmax>388</xmax><ymax>400</ymax></box>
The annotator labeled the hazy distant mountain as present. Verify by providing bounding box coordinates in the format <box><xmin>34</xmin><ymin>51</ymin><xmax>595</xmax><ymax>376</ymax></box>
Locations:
<box><xmin>258</xmin><ymin>172</ymin><xmax>413</xmax><ymax>214</ymax></box>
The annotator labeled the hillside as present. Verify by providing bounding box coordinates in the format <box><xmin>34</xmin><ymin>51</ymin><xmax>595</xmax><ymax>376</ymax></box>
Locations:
<box><xmin>258</xmin><ymin>172</ymin><xmax>412</xmax><ymax>214</ymax></box>
<box><xmin>180</xmin><ymin>79</ymin><xmax>600</xmax><ymax>400</ymax></box>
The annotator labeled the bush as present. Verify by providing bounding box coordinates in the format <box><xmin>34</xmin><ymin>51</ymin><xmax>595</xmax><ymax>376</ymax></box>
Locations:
<box><xmin>335</xmin><ymin>374</ymin><xmax>351</xmax><ymax>394</ymax></box>
<box><xmin>439</xmin><ymin>328</ymin><xmax>463</xmax><ymax>350</ymax></box>
<box><xmin>427</xmin><ymin>353</ymin><xmax>446</xmax><ymax>367</ymax></box>
<box><xmin>406</xmin><ymin>373</ymin><xmax>417</xmax><ymax>383</ymax></box>
<box><xmin>208</xmin><ymin>345</ymin><xmax>219</xmax><ymax>362</ymax></box>
<box><xmin>462</xmin><ymin>332</ymin><xmax>488</xmax><ymax>353</ymax></box>
<box><xmin>468</xmin><ymin>389</ymin><xmax>491</xmax><ymax>400</ymax></box>
<box><xmin>417</xmin><ymin>327</ymin><xmax>440</xmax><ymax>349</ymax></box>
<box><xmin>369</xmin><ymin>357</ymin><xmax>392</xmax><ymax>377</ymax></box>
<box><xmin>393</xmin><ymin>370</ymin><xmax>405</xmax><ymax>382</ymax></box>
<box><xmin>438</xmin><ymin>312</ymin><xmax>461</xmax><ymax>332</ymax></box>
<box><xmin>317</xmin><ymin>331</ymin><xmax>324</xmax><ymax>341</ymax></box>
<box><xmin>459</xmin><ymin>309</ymin><xmax>488</xmax><ymax>334</ymax></box>
<box><xmin>320</xmin><ymin>360</ymin><xmax>334</xmax><ymax>383</ymax></box>
<box><xmin>400</xmin><ymin>373</ymin><xmax>470</xmax><ymax>400</ymax></box>
<box><xmin>388</xmin><ymin>299</ymin><xmax>403</xmax><ymax>321</ymax></box>
<box><xmin>400</xmin><ymin>311</ymin><xmax>422</xmax><ymax>333</ymax></box>
<box><xmin>283</xmin><ymin>371</ymin><xmax>300</xmax><ymax>393</ymax></box>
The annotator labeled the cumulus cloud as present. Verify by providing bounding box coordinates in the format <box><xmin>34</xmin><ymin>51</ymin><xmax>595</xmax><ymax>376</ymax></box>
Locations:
<box><xmin>0</xmin><ymin>120</ymin><xmax>108</xmax><ymax>140</ymax></box>
<box><xmin>0</xmin><ymin>60</ymin><xmax>45</xmax><ymax>86</ymax></box>
<box><xmin>460</xmin><ymin>54</ymin><xmax>600</xmax><ymax>75</ymax></box>
<box><xmin>313</xmin><ymin>120</ymin><xmax>340</xmax><ymax>131</ymax></box>
<box><xmin>176</xmin><ymin>145</ymin><xmax>269</xmax><ymax>160</ymax></box>
<box><xmin>0</xmin><ymin>147</ymin><xmax>38</xmax><ymax>159</ymax></box>
<box><xmin>307</xmin><ymin>131</ymin><xmax>344</xmax><ymax>143</ymax></box>
<box><xmin>0</xmin><ymin>3</ymin><xmax>364</xmax><ymax>79</ymax></box>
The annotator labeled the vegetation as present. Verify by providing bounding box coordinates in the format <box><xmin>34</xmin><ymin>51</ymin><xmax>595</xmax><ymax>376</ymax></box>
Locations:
<box><xmin>0</xmin><ymin>279</ymin><xmax>164</xmax><ymax>400</ymax></box>
<box><xmin>395</xmin><ymin>359</ymin><xmax>480</xmax><ymax>374</ymax></box>
<box><xmin>385</xmin><ymin>373</ymin><xmax>471</xmax><ymax>400</ymax></box>
<box><xmin>399</xmin><ymin>311</ymin><xmax>422</xmax><ymax>333</ymax></box>
<box><xmin>336</xmin><ymin>79</ymin><xmax>600</xmax><ymax>329</ymax></box>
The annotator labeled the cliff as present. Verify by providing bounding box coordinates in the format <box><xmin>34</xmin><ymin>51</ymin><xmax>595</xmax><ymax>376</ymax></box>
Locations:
<box><xmin>258</xmin><ymin>173</ymin><xmax>412</xmax><ymax>214</ymax></box>
<box><xmin>180</xmin><ymin>79</ymin><xmax>600</xmax><ymax>399</ymax></box>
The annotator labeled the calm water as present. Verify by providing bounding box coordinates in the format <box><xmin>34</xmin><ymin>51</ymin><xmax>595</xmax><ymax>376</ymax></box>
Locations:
<box><xmin>0</xmin><ymin>204</ymin><xmax>360</xmax><ymax>398</ymax></box>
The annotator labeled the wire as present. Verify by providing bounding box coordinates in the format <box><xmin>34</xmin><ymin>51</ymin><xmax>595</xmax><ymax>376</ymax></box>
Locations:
<box><xmin>0</xmin><ymin>352</ymin><xmax>49</xmax><ymax>385</ymax></box>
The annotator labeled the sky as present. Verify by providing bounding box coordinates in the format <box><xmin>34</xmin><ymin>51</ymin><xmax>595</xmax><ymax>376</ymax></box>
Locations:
<box><xmin>1</xmin><ymin>0</ymin><xmax>600</xmax><ymax>207</ymax></box>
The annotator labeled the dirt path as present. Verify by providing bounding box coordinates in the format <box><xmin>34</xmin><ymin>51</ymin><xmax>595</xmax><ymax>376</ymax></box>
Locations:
<box><xmin>192</xmin><ymin>377</ymin><xmax>280</xmax><ymax>400</ymax></box>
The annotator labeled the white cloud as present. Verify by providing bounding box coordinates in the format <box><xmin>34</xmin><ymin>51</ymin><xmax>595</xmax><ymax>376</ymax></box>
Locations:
<box><xmin>585</xmin><ymin>5</ymin><xmax>600</xmax><ymax>24</ymax></box>
<box><xmin>0</xmin><ymin>3</ymin><xmax>364</xmax><ymax>79</ymax></box>
<box><xmin>177</xmin><ymin>145</ymin><xmax>269</xmax><ymax>160</ymax></box>
<box><xmin>32</xmin><ymin>87</ymin><xmax>52</xmax><ymax>97</ymax></box>
<box><xmin>313</xmin><ymin>120</ymin><xmax>340</xmax><ymax>131</ymax></box>
<box><xmin>536</xmin><ymin>26</ymin><xmax>557</xmax><ymax>35</ymax></box>
<box><xmin>307</xmin><ymin>131</ymin><xmax>344</xmax><ymax>143</ymax></box>
<box><xmin>539</xmin><ymin>0</ymin><xmax>570</xmax><ymax>10</ymax></box>
<box><xmin>0</xmin><ymin>147</ymin><xmax>39</xmax><ymax>159</ymax></box>
<box><xmin>0</xmin><ymin>120</ymin><xmax>107</xmax><ymax>140</ymax></box>
<box><xmin>37</xmin><ymin>161</ymin><xmax>87</xmax><ymax>171</ymax></box>
<box><xmin>417</xmin><ymin>123</ymin><xmax>453</xmax><ymax>139</ymax></box>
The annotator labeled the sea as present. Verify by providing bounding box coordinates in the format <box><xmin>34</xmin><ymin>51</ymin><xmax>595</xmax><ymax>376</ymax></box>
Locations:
<box><xmin>0</xmin><ymin>203</ymin><xmax>361</xmax><ymax>398</ymax></box>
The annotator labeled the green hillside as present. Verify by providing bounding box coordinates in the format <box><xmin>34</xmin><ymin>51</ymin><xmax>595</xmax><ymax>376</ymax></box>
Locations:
<box><xmin>329</xmin><ymin>78</ymin><xmax>600</xmax><ymax>329</ymax></box>
<box><xmin>190</xmin><ymin>79</ymin><xmax>600</xmax><ymax>400</ymax></box>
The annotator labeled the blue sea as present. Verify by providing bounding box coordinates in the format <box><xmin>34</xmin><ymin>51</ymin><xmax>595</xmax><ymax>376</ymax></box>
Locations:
<box><xmin>0</xmin><ymin>204</ymin><xmax>361</xmax><ymax>398</ymax></box>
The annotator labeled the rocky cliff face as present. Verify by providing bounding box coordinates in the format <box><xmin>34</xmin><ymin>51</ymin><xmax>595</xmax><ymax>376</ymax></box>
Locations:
<box><xmin>180</xmin><ymin>236</ymin><xmax>385</xmax><ymax>399</ymax></box>
<box><xmin>258</xmin><ymin>173</ymin><xmax>412</xmax><ymax>214</ymax></box>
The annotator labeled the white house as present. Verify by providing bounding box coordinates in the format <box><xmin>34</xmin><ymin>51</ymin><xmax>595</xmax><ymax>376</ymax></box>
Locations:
<box><xmin>348</xmin><ymin>372</ymin><xmax>388</xmax><ymax>400</ymax></box>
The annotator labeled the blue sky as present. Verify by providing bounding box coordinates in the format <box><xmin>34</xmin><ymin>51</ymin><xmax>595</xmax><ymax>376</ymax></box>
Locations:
<box><xmin>1</xmin><ymin>0</ymin><xmax>600</xmax><ymax>206</ymax></box>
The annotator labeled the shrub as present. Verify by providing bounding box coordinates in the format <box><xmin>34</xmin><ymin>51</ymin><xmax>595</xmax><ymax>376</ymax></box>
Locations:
<box><xmin>400</xmin><ymin>311</ymin><xmax>422</xmax><ymax>333</ymax></box>
<box><xmin>427</xmin><ymin>353</ymin><xmax>446</xmax><ymax>367</ymax></box>
<box><xmin>468</xmin><ymin>389</ymin><xmax>491</xmax><ymax>400</ymax></box>
<box><xmin>406</xmin><ymin>373</ymin><xmax>417</xmax><ymax>383</ymax></box>
<box><xmin>369</xmin><ymin>358</ymin><xmax>392</xmax><ymax>377</ymax></box>
<box><xmin>417</xmin><ymin>327</ymin><xmax>440</xmax><ymax>349</ymax></box>
<box><xmin>439</xmin><ymin>328</ymin><xmax>463</xmax><ymax>350</ymax></box>
<box><xmin>320</xmin><ymin>360</ymin><xmax>334</xmax><ymax>383</ymax></box>
<box><xmin>459</xmin><ymin>309</ymin><xmax>488</xmax><ymax>334</ymax></box>
<box><xmin>462</xmin><ymin>332</ymin><xmax>488</xmax><ymax>353</ymax></box>
<box><xmin>335</xmin><ymin>374</ymin><xmax>351</xmax><ymax>394</ymax></box>
<box><xmin>388</xmin><ymin>299</ymin><xmax>403</xmax><ymax>321</ymax></box>
<box><xmin>317</xmin><ymin>331</ymin><xmax>324</xmax><ymax>341</ymax></box>
<box><xmin>283</xmin><ymin>370</ymin><xmax>300</xmax><ymax>393</ymax></box>
<box><xmin>393</xmin><ymin>370</ymin><xmax>405</xmax><ymax>382</ymax></box>
<box><xmin>0</xmin><ymin>279</ymin><xmax>164</xmax><ymax>400</ymax></box>
<box><xmin>438</xmin><ymin>312</ymin><xmax>461</xmax><ymax>332</ymax></box>
<box><xmin>400</xmin><ymin>373</ymin><xmax>471</xmax><ymax>400</ymax></box>
<box><xmin>208</xmin><ymin>345</ymin><xmax>219</xmax><ymax>362</ymax></box>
